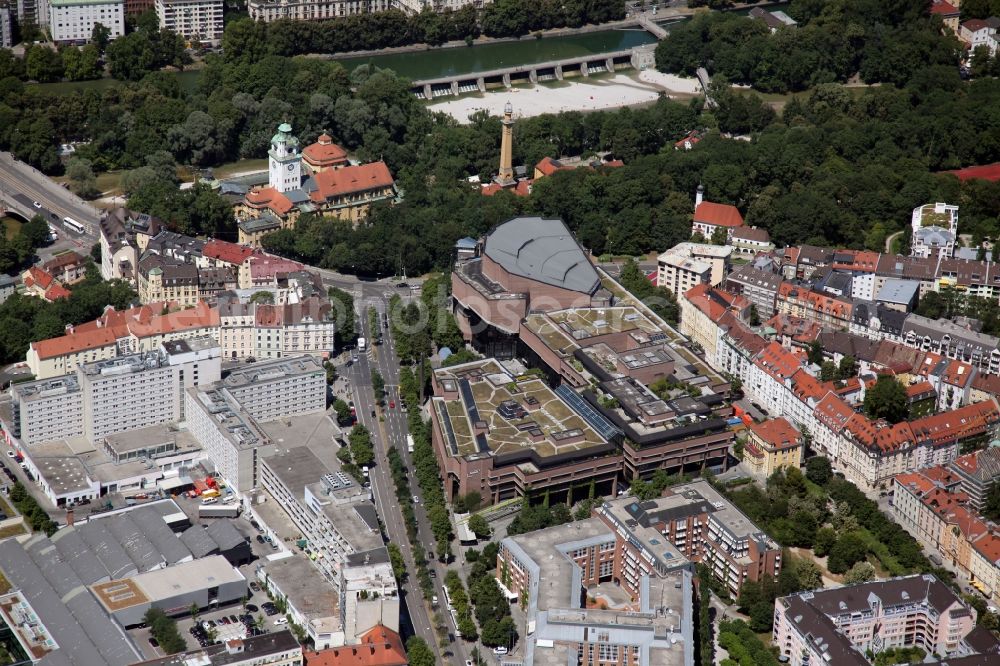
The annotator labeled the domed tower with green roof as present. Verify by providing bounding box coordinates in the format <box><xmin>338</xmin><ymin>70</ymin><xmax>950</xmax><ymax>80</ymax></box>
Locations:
<box><xmin>268</xmin><ymin>122</ymin><xmax>301</xmax><ymax>194</ymax></box>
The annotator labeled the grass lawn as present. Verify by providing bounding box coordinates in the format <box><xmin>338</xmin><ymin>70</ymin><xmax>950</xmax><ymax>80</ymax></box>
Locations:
<box><xmin>53</xmin><ymin>171</ymin><xmax>123</xmax><ymax>197</ymax></box>
<box><xmin>0</xmin><ymin>523</ymin><xmax>27</xmax><ymax>540</ymax></box>
<box><xmin>209</xmin><ymin>158</ymin><xmax>269</xmax><ymax>180</ymax></box>
<box><xmin>1</xmin><ymin>217</ymin><xmax>22</xmax><ymax>240</ymax></box>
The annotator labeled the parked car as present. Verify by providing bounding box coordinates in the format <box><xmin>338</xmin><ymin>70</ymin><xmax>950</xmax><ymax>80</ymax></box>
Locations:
<box><xmin>148</xmin><ymin>637</ymin><xmax>159</xmax><ymax>648</ymax></box>
<box><xmin>256</xmin><ymin>535</ymin><xmax>265</xmax><ymax>544</ymax></box>
<box><xmin>249</xmin><ymin>582</ymin><xmax>260</xmax><ymax>592</ymax></box>
<box><xmin>274</xmin><ymin>617</ymin><xmax>288</xmax><ymax>626</ymax></box>
<box><xmin>246</xmin><ymin>604</ymin><xmax>259</xmax><ymax>613</ymax></box>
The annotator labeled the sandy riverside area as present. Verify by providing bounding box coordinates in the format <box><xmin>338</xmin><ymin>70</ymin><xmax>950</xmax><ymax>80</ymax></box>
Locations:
<box><xmin>427</xmin><ymin>70</ymin><xmax>703</xmax><ymax>123</ymax></box>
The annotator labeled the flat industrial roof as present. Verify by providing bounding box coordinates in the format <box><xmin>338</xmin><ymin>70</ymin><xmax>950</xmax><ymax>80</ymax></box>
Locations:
<box><xmin>92</xmin><ymin>556</ymin><xmax>244</xmax><ymax>611</ymax></box>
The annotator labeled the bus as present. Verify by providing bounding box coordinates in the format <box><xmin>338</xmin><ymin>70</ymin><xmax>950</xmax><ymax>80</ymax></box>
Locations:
<box><xmin>62</xmin><ymin>217</ymin><xmax>85</xmax><ymax>234</ymax></box>
<box><xmin>406</xmin><ymin>434</ymin><xmax>414</xmax><ymax>453</ymax></box>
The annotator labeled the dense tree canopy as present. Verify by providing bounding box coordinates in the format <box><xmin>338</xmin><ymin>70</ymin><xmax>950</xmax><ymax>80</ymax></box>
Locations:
<box><xmin>864</xmin><ymin>375</ymin><xmax>909</xmax><ymax>424</ymax></box>
<box><xmin>0</xmin><ymin>0</ymin><xmax>997</xmax><ymax>282</ymax></box>
<box><xmin>656</xmin><ymin>1</ymin><xmax>963</xmax><ymax>93</ymax></box>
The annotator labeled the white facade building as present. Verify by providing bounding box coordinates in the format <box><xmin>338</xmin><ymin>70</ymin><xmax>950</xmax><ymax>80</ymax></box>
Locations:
<box><xmin>155</xmin><ymin>0</ymin><xmax>224</xmax><ymax>44</ymax></box>
<box><xmin>911</xmin><ymin>202</ymin><xmax>958</xmax><ymax>259</ymax></box>
<box><xmin>247</xmin><ymin>0</ymin><xmax>390</xmax><ymax>22</ymax></box>
<box><xmin>48</xmin><ymin>0</ymin><xmax>124</xmax><ymax>43</ymax></box>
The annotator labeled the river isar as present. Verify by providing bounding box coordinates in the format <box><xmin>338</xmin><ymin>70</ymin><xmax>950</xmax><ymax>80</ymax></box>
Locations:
<box><xmin>333</xmin><ymin>28</ymin><xmax>659</xmax><ymax>81</ymax></box>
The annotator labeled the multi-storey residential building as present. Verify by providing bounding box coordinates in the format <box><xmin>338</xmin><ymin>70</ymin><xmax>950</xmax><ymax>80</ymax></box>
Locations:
<box><xmin>657</xmin><ymin>242</ymin><xmax>732</xmax><ymax>296</ymax></box>
<box><xmin>9</xmin><ymin>337</ymin><xmax>220</xmax><ymax>446</ymax></box>
<box><xmin>246</xmin><ymin>0</ymin><xmax>390</xmax><ymax>22</ymax></box>
<box><xmin>185</xmin><ymin>386</ymin><xmax>271</xmax><ymax>493</ymax></box>
<box><xmin>901</xmin><ymin>313</ymin><xmax>1000</xmax><ymax>374</ymax></box>
<box><xmin>0</xmin><ymin>3</ymin><xmax>12</xmax><ymax>48</ymax></box>
<box><xmin>48</xmin><ymin>0</ymin><xmax>124</xmax><ymax>42</ymax></box>
<box><xmin>911</xmin><ymin>202</ymin><xmax>959</xmax><ymax>259</ymax></box>
<box><xmin>743</xmin><ymin>416</ymin><xmax>803</xmax><ymax>480</ymax></box>
<box><xmin>154</xmin><ymin>0</ymin><xmax>223</xmax><ymax>43</ymax></box>
<box><xmin>772</xmin><ymin>575</ymin><xmax>996</xmax><ymax>666</ymax></box>
<box><xmin>959</xmin><ymin>17</ymin><xmax>1000</xmax><ymax>54</ymax></box>
<box><xmin>185</xmin><ymin>354</ymin><xmax>325</xmax><ymax>493</ymax></box>
<box><xmin>931</xmin><ymin>0</ymin><xmax>960</xmax><ymax>34</ymax></box>
<box><xmin>728</xmin><ymin>225</ymin><xmax>773</xmax><ymax>258</ymax></box>
<box><xmin>776</xmin><ymin>282</ymin><xmax>853</xmax><ymax>330</ymax></box>
<box><xmin>42</xmin><ymin>250</ymin><xmax>88</xmax><ymax>285</ymax></box>
<box><xmin>950</xmin><ymin>446</ymin><xmax>1000</xmax><ymax>513</ymax></box>
<box><xmin>495</xmin><ymin>506</ymin><xmax>693</xmax><ymax>666</ymax></box>
<box><xmin>608</xmin><ymin>480</ymin><xmax>781</xmax><ymax>597</ymax></box>
<box><xmin>138</xmin><ymin>255</ymin><xmax>201</xmax><ymax>306</ymax></box>
<box><xmin>26</xmin><ymin>300</ymin><xmax>220</xmax><ymax>378</ymax></box>
<box><xmin>725</xmin><ymin>263</ymin><xmax>783</xmax><ymax>318</ymax></box>
<box><xmin>259</xmin><ymin>447</ymin><xmax>398</xmax><ymax>645</ymax></box>
<box><xmin>679</xmin><ymin>283</ymin><xmax>749</xmax><ymax>368</ymax></box>
<box><xmin>220</xmin><ymin>356</ymin><xmax>325</xmax><ymax>422</ymax></box>
<box><xmin>253</xmin><ymin>298</ymin><xmax>336</xmax><ymax>359</ymax></box>
<box><xmin>748</xmin><ymin>341</ymin><xmax>801</xmax><ymax>417</ymax></box>
<box><xmin>99</xmin><ymin>208</ymin><xmax>162</xmax><ymax>282</ymax></box>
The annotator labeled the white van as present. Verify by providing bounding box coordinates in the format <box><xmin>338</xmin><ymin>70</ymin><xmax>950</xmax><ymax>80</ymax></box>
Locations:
<box><xmin>201</xmin><ymin>496</ymin><xmax>218</xmax><ymax>505</ymax></box>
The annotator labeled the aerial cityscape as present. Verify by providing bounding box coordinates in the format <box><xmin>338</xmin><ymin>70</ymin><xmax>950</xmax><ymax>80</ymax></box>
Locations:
<box><xmin>0</xmin><ymin>0</ymin><xmax>1000</xmax><ymax>665</ymax></box>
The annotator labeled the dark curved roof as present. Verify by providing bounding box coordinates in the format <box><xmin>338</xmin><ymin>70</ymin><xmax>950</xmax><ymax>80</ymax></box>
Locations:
<box><xmin>483</xmin><ymin>217</ymin><xmax>600</xmax><ymax>294</ymax></box>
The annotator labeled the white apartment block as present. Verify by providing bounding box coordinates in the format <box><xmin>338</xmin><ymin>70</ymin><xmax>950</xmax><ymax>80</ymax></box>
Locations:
<box><xmin>48</xmin><ymin>0</ymin><xmax>124</xmax><ymax>43</ymax></box>
<box><xmin>10</xmin><ymin>338</ymin><xmax>220</xmax><ymax>446</ymax></box>
<box><xmin>185</xmin><ymin>355</ymin><xmax>325</xmax><ymax>493</ymax></box>
<box><xmin>247</xmin><ymin>0</ymin><xmax>389</xmax><ymax>23</ymax></box>
<box><xmin>155</xmin><ymin>0</ymin><xmax>223</xmax><ymax>43</ymax></box>
<box><xmin>657</xmin><ymin>242</ymin><xmax>732</xmax><ymax>296</ymax></box>
<box><xmin>185</xmin><ymin>386</ymin><xmax>271</xmax><ymax>493</ymax></box>
<box><xmin>220</xmin><ymin>356</ymin><xmax>326</xmax><ymax>422</ymax></box>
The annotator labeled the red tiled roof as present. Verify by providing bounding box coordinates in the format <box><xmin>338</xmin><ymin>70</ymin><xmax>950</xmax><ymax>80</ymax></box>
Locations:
<box><xmin>755</xmin><ymin>341</ymin><xmax>800</xmax><ymax>382</ymax></box>
<box><xmin>789</xmin><ymin>368</ymin><xmax>825</xmax><ymax>403</ymax></box>
<box><xmin>748</xmin><ymin>416</ymin><xmax>801</xmax><ymax>450</ymax></box>
<box><xmin>906</xmin><ymin>380</ymin><xmax>936</xmax><ymax>399</ymax></box>
<box><xmin>302</xmin><ymin>134</ymin><xmax>349</xmax><ymax>168</ymax></box>
<box><xmin>25</xmin><ymin>266</ymin><xmax>54</xmax><ymax>290</ymax></box>
<box><xmin>941</xmin><ymin>359</ymin><xmax>975</xmax><ymax>387</ymax></box>
<box><xmin>930</xmin><ymin>0</ymin><xmax>959</xmax><ymax>15</ymax></box>
<box><xmin>944</xmin><ymin>163</ymin><xmax>1000</xmax><ymax>182</ymax></box>
<box><xmin>694</xmin><ymin>201</ymin><xmax>744</xmax><ymax>228</ymax></box>
<box><xmin>249</xmin><ymin>255</ymin><xmax>303</xmax><ymax>280</ymax></box>
<box><xmin>246</xmin><ymin>186</ymin><xmax>294</xmax><ymax>215</ymax></box>
<box><xmin>203</xmin><ymin>240</ymin><xmax>254</xmax><ymax>266</ymax></box>
<box><xmin>535</xmin><ymin>156</ymin><xmax>571</xmax><ymax>177</ymax></box>
<box><xmin>255</xmin><ymin>304</ymin><xmax>282</xmax><ymax>327</ymax></box>
<box><xmin>831</xmin><ymin>249</ymin><xmax>880</xmax><ymax>273</ymax></box>
<box><xmin>43</xmin><ymin>283</ymin><xmax>71</xmax><ymax>301</ymax></box>
<box><xmin>31</xmin><ymin>327</ymin><xmax>120</xmax><ymax>359</ymax></box>
<box><xmin>907</xmin><ymin>399</ymin><xmax>1000</xmax><ymax>447</ymax></box>
<box><xmin>42</xmin><ymin>251</ymin><xmax>85</xmax><ymax>272</ymax></box>
<box><xmin>972</xmin><ymin>533</ymin><xmax>1000</xmax><ymax>561</ymax></box>
<box><xmin>311</xmin><ymin>161</ymin><xmax>395</xmax><ymax>202</ymax></box>
<box><xmin>778</xmin><ymin>283</ymin><xmax>853</xmax><ymax>319</ymax></box>
<box><xmin>304</xmin><ymin>625</ymin><xmax>407</xmax><ymax>666</ymax></box>
<box><xmin>972</xmin><ymin>372</ymin><xmax>1000</xmax><ymax>395</ymax></box>
<box><xmin>961</xmin><ymin>18</ymin><xmax>991</xmax><ymax>32</ymax></box>
<box><xmin>814</xmin><ymin>393</ymin><xmax>855</xmax><ymax>431</ymax></box>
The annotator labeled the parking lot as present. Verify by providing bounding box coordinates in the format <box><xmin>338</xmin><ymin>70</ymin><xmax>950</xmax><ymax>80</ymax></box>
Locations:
<box><xmin>125</xmin><ymin>495</ymin><xmax>298</xmax><ymax>659</ymax></box>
